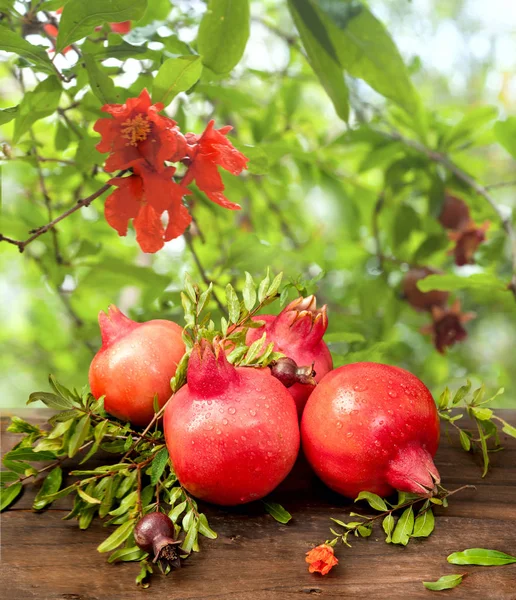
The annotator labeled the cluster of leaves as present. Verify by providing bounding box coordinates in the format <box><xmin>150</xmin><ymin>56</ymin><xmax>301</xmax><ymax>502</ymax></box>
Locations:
<box><xmin>438</xmin><ymin>382</ymin><xmax>516</xmax><ymax>476</ymax></box>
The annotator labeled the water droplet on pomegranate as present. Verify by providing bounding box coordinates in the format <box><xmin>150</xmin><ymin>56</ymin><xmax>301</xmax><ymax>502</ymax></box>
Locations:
<box><xmin>222</xmin><ymin>418</ymin><xmax>228</xmax><ymax>425</ymax></box>
<box><xmin>267</xmin><ymin>451</ymin><xmax>273</xmax><ymax>457</ymax></box>
<box><xmin>207</xmin><ymin>400</ymin><xmax>212</xmax><ymax>405</ymax></box>
<box><xmin>336</xmin><ymin>421</ymin><xmax>343</xmax><ymax>429</ymax></box>
<box><xmin>204</xmin><ymin>424</ymin><xmax>213</xmax><ymax>431</ymax></box>
<box><xmin>241</xmin><ymin>435</ymin><xmax>247</xmax><ymax>441</ymax></box>
<box><xmin>249</xmin><ymin>409</ymin><xmax>257</xmax><ymax>416</ymax></box>
<box><xmin>387</xmin><ymin>409</ymin><xmax>393</xmax><ymax>415</ymax></box>
<box><xmin>218</xmin><ymin>408</ymin><xmax>224</xmax><ymax>413</ymax></box>
<box><xmin>388</xmin><ymin>391</ymin><xmax>397</xmax><ymax>398</ymax></box>
<box><xmin>228</xmin><ymin>407</ymin><xmax>236</xmax><ymax>415</ymax></box>
<box><xmin>216</xmin><ymin>429</ymin><xmax>221</xmax><ymax>435</ymax></box>
<box><xmin>346</xmin><ymin>432</ymin><xmax>353</xmax><ymax>438</ymax></box>
<box><xmin>264</xmin><ymin>403</ymin><xmax>270</xmax><ymax>409</ymax></box>
<box><xmin>191</xmin><ymin>440</ymin><xmax>195</xmax><ymax>445</ymax></box>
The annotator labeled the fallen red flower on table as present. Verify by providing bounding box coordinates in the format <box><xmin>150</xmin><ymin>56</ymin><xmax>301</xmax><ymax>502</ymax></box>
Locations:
<box><xmin>183</xmin><ymin>120</ymin><xmax>248</xmax><ymax>210</ymax></box>
<box><xmin>104</xmin><ymin>164</ymin><xmax>191</xmax><ymax>253</ymax></box>
<box><xmin>94</xmin><ymin>88</ymin><xmax>186</xmax><ymax>173</ymax></box>
<box><xmin>421</xmin><ymin>300</ymin><xmax>475</xmax><ymax>353</ymax></box>
<box><xmin>305</xmin><ymin>544</ymin><xmax>338</xmax><ymax>575</ymax></box>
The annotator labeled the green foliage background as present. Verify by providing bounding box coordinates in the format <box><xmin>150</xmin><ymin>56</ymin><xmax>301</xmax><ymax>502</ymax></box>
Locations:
<box><xmin>1</xmin><ymin>0</ymin><xmax>515</xmax><ymax>409</ymax></box>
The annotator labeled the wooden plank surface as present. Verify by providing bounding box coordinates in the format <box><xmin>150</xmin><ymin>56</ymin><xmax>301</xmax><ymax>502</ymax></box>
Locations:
<box><xmin>1</xmin><ymin>410</ymin><xmax>515</xmax><ymax>600</ymax></box>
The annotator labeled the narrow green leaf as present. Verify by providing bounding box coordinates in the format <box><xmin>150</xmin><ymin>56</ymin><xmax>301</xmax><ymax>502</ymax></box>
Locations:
<box><xmin>262</xmin><ymin>501</ymin><xmax>292</xmax><ymax>524</ymax></box>
<box><xmin>357</xmin><ymin>525</ymin><xmax>372</xmax><ymax>537</ymax></box>
<box><xmin>412</xmin><ymin>508</ymin><xmax>435</xmax><ymax>538</ymax></box>
<box><xmin>0</xmin><ymin>26</ymin><xmax>54</xmax><ymax>73</ymax></box>
<box><xmin>477</xmin><ymin>421</ymin><xmax>490</xmax><ymax>477</ymax></box>
<box><xmin>493</xmin><ymin>117</ymin><xmax>516</xmax><ymax>159</ymax></box>
<box><xmin>459</xmin><ymin>429</ymin><xmax>471</xmax><ymax>452</ymax></box>
<box><xmin>197</xmin><ymin>283</ymin><xmax>213</xmax><ymax>317</ymax></box>
<box><xmin>13</xmin><ymin>76</ymin><xmax>62</xmax><ymax>143</ymax></box>
<box><xmin>180</xmin><ymin>517</ymin><xmax>199</xmax><ymax>553</ymax></box>
<box><xmin>33</xmin><ymin>467</ymin><xmax>63</xmax><ymax>511</ymax></box>
<box><xmin>423</xmin><ymin>574</ymin><xmax>464</xmax><ymax>591</ymax></box>
<box><xmin>80</xmin><ymin>420</ymin><xmax>108</xmax><ymax>464</ymax></box>
<box><xmin>0</xmin><ymin>482</ymin><xmax>22</xmax><ymax>511</ymax></box>
<box><xmin>97</xmin><ymin>519</ymin><xmax>135</xmax><ymax>553</ymax></box>
<box><xmin>0</xmin><ymin>471</ymin><xmax>19</xmax><ymax>486</ymax></box>
<box><xmin>198</xmin><ymin>513</ymin><xmax>217</xmax><ymax>539</ymax></box>
<box><xmin>258</xmin><ymin>271</ymin><xmax>270</xmax><ymax>303</ymax></box>
<box><xmin>471</xmin><ymin>407</ymin><xmax>493</xmax><ymax>421</ymax></box>
<box><xmin>0</xmin><ymin>106</ymin><xmax>18</xmax><ymax>125</ymax></box>
<box><xmin>150</xmin><ymin>447</ymin><xmax>169</xmax><ymax>486</ymax></box>
<box><xmin>153</xmin><ymin>56</ymin><xmax>203</xmax><ymax>106</ymax></box>
<box><xmin>77</xmin><ymin>487</ymin><xmax>102</xmax><ymax>505</ymax></box>
<box><xmin>198</xmin><ymin>0</ymin><xmax>250</xmax><ymax>74</ymax></box>
<box><xmin>3</xmin><ymin>447</ymin><xmax>57</xmax><ymax>462</ymax></box>
<box><xmin>108</xmin><ymin>546</ymin><xmax>147</xmax><ymax>563</ymax></box>
<box><xmin>57</xmin><ymin>0</ymin><xmax>148</xmax><ymax>52</ymax></box>
<box><xmin>99</xmin><ymin>477</ymin><xmax>117</xmax><ymax>518</ymax></box>
<box><xmin>28</xmin><ymin>391</ymin><xmax>74</xmax><ymax>410</ymax></box>
<box><xmin>391</xmin><ymin>506</ymin><xmax>414</xmax><ymax>545</ymax></box>
<box><xmin>355</xmin><ymin>491</ymin><xmax>388</xmax><ymax>511</ymax></box>
<box><xmin>447</xmin><ymin>548</ymin><xmax>516</xmax><ymax>566</ymax></box>
<box><xmin>452</xmin><ymin>381</ymin><xmax>471</xmax><ymax>405</ymax></box>
<box><xmin>169</xmin><ymin>500</ymin><xmax>187</xmax><ymax>523</ymax></box>
<box><xmin>226</xmin><ymin>284</ymin><xmax>241</xmax><ymax>324</ymax></box>
<box><xmin>68</xmin><ymin>414</ymin><xmax>91</xmax><ymax>458</ymax></box>
<box><xmin>501</xmin><ymin>421</ymin><xmax>516</xmax><ymax>438</ymax></box>
<box><xmin>242</xmin><ymin>272</ymin><xmax>257</xmax><ymax>312</ymax></box>
<box><xmin>382</xmin><ymin>514</ymin><xmax>395</xmax><ymax>543</ymax></box>
<box><xmin>267</xmin><ymin>273</ymin><xmax>283</xmax><ymax>298</ymax></box>
<box><xmin>83</xmin><ymin>54</ymin><xmax>120</xmax><ymax>104</ymax></box>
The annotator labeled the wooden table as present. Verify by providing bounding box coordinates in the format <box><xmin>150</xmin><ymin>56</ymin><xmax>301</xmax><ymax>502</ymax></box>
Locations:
<box><xmin>1</xmin><ymin>410</ymin><xmax>515</xmax><ymax>600</ymax></box>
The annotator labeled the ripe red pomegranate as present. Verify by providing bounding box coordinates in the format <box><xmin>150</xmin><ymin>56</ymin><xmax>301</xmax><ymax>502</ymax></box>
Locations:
<box><xmin>246</xmin><ymin>296</ymin><xmax>333</xmax><ymax>416</ymax></box>
<box><xmin>301</xmin><ymin>363</ymin><xmax>440</xmax><ymax>498</ymax></box>
<box><xmin>89</xmin><ymin>305</ymin><xmax>185</xmax><ymax>427</ymax></box>
<box><xmin>438</xmin><ymin>194</ymin><xmax>470</xmax><ymax>230</ymax></box>
<box><xmin>164</xmin><ymin>341</ymin><xmax>300</xmax><ymax>506</ymax></box>
<box><xmin>402</xmin><ymin>267</ymin><xmax>449</xmax><ymax>312</ymax></box>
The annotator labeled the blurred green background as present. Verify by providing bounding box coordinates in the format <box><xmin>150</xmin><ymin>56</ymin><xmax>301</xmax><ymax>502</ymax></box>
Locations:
<box><xmin>1</xmin><ymin>0</ymin><xmax>515</xmax><ymax>409</ymax></box>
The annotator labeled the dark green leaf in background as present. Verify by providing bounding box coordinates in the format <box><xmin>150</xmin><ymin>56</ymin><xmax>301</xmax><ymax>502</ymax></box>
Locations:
<box><xmin>0</xmin><ymin>26</ymin><xmax>54</xmax><ymax>74</ymax></box>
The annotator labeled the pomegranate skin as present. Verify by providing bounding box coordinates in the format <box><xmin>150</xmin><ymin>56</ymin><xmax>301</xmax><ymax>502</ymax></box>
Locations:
<box><xmin>246</xmin><ymin>296</ymin><xmax>333</xmax><ymax>417</ymax></box>
<box><xmin>301</xmin><ymin>363</ymin><xmax>440</xmax><ymax>499</ymax></box>
<box><xmin>89</xmin><ymin>306</ymin><xmax>185</xmax><ymax>427</ymax></box>
<box><xmin>164</xmin><ymin>342</ymin><xmax>300</xmax><ymax>506</ymax></box>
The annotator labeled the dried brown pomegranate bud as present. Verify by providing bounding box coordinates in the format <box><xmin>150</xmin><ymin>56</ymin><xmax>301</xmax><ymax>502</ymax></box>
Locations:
<box><xmin>421</xmin><ymin>300</ymin><xmax>475</xmax><ymax>353</ymax></box>
<box><xmin>402</xmin><ymin>267</ymin><xmax>449</xmax><ymax>312</ymax></box>
<box><xmin>448</xmin><ymin>220</ymin><xmax>490</xmax><ymax>266</ymax></box>
<box><xmin>270</xmin><ymin>357</ymin><xmax>317</xmax><ymax>388</ymax></box>
<box><xmin>438</xmin><ymin>194</ymin><xmax>471</xmax><ymax>230</ymax></box>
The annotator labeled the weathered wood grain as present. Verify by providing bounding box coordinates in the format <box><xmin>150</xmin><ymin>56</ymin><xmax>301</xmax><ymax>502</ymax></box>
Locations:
<box><xmin>1</xmin><ymin>410</ymin><xmax>515</xmax><ymax>600</ymax></box>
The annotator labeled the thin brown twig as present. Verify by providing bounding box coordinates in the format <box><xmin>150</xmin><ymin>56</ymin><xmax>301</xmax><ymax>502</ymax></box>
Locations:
<box><xmin>0</xmin><ymin>171</ymin><xmax>126</xmax><ymax>252</ymax></box>
<box><xmin>372</xmin><ymin>191</ymin><xmax>385</xmax><ymax>272</ymax></box>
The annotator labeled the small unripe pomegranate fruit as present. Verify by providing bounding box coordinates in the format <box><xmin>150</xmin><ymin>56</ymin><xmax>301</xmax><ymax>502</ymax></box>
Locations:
<box><xmin>134</xmin><ymin>512</ymin><xmax>181</xmax><ymax>567</ymax></box>
<box><xmin>89</xmin><ymin>305</ymin><xmax>185</xmax><ymax>426</ymax></box>
<box><xmin>402</xmin><ymin>267</ymin><xmax>449</xmax><ymax>312</ymax></box>
<box><xmin>438</xmin><ymin>194</ymin><xmax>470</xmax><ymax>230</ymax></box>
<box><xmin>302</xmin><ymin>363</ymin><xmax>440</xmax><ymax>498</ymax></box>
<box><xmin>246</xmin><ymin>296</ymin><xmax>333</xmax><ymax>416</ymax></box>
<box><xmin>164</xmin><ymin>341</ymin><xmax>300</xmax><ymax>506</ymax></box>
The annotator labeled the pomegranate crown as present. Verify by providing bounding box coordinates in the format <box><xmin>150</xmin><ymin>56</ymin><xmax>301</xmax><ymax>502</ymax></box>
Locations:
<box><xmin>98</xmin><ymin>305</ymin><xmax>139</xmax><ymax>347</ymax></box>
<box><xmin>187</xmin><ymin>339</ymin><xmax>238</xmax><ymax>398</ymax></box>
<box><xmin>421</xmin><ymin>300</ymin><xmax>475</xmax><ymax>354</ymax></box>
<box><xmin>270</xmin><ymin>295</ymin><xmax>328</xmax><ymax>348</ymax></box>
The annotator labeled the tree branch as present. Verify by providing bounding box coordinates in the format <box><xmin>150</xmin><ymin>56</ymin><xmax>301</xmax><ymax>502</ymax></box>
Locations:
<box><xmin>378</xmin><ymin>129</ymin><xmax>516</xmax><ymax>298</ymax></box>
<box><xmin>0</xmin><ymin>171</ymin><xmax>126</xmax><ymax>252</ymax></box>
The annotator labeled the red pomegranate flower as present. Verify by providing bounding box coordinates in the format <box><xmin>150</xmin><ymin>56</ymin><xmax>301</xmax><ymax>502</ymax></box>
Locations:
<box><xmin>105</xmin><ymin>164</ymin><xmax>191</xmax><ymax>253</ymax></box>
<box><xmin>94</xmin><ymin>89</ymin><xmax>186</xmax><ymax>173</ymax></box>
<box><xmin>110</xmin><ymin>21</ymin><xmax>131</xmax><ymax>34</ymax></box>
<box><xmin>448</xmin><ymin>220</ymin><xmax>490</xmax><ymax>266</ymax></box>
<box><xmin>43</xmin><ymin>23</ymin><xmax>72</xmax><ymax>55</ymax></box>
<box><xmin>182</xmin><ymin>120</ymin><xmax>248</xmax><ymax>210</ymax></box>
<box><xmin>421</xmin><ymin>300</ymin><xmax>475</xmax><ymax>353</ymax></box>
<box><xmin>305</xmin><ymin>544</ymin><xmax>338</xmax><ymax>575</ymax></box>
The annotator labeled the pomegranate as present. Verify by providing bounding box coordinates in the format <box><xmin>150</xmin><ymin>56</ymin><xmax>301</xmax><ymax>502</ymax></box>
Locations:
<box><xmin>438</xmin><ymin>194</ymin><xmax>471</xmax><ymax>230</ymax></box>
<box><xmin>301</xmin><ymin>363</ymin><xmax>440</xmax><ymax>498</ymax></box>
<box><xmin>89</xmin><ymin>305</ymin><xmax>185</xmax><ymax>426</ymax></box>
<box><xmin>246</xmin><ymin>296</ymin><xmax>333</xmax><ymax>416</ymax></box>
<box><xmin>402</xmin><ymin>267</ymin><xmax>449</xmax><ymax>312</ymax></box>
<box><xmin>134</xmin><ymin>512</ymin><xmax>181</xmax><ymax>567</ymax></box>
<box><xmin>164</xmin><ymin>341</ymin><xmax>300</xmax><ymax>506</ymax></box>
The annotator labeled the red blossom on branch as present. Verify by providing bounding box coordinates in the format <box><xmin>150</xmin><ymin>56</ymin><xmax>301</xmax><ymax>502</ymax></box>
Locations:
<box><xmin>43</xmin><ymin>23</ymin><xmax>72</xmax><ymax>55</ymax></box>
<box><xmin>421</xmin><ymin>300</ymin><xmax>475</xmax><ymax>353</ymax></box>
<box><xmin>182</xmin><ymin>120</ymin><xmax>248</xmax><ymax>210</ymax></box>
<box><xmin>105</xmin><ymin>164</ymin><xmax>191</xmax><ymax>254</ymax></box>
<box><xmin>305</xmin><ymin>544</ymin><xmax>338</xmax><ymax>575</ymax></box>
<box><xmin>448</xmin><ymin>220</ymin><xmax>490</xmax><ymax>266</ymax></box>
<box><xmin>109</xmin><ymin>21</ymin><xmax>132</xmax><ymax>34</ymax></box>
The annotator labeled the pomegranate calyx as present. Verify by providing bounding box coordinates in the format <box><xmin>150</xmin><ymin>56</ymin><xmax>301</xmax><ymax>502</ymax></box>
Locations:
<box><xmin>270</xmin><ymin>295</ymin><xmax>329</xmax><ymax>349</ymax></box>
<box><xmin>98</xmin><ymin>304</ymin><xmax>140</xmax><ymax>347</ymax></box>
<box><xmin>187</xmin><ymin>339</ymin><xmax>239</xmax><ymax>398</ymax></box>
<box><xmin>153</xmin><ymin>537</ymin><xmax>182</xmax><ymax>568</ymax></box>
<box><xmin>385</xmin><ymin>444</ymin><xmax>441</xmax><ymax>498</ymax></box>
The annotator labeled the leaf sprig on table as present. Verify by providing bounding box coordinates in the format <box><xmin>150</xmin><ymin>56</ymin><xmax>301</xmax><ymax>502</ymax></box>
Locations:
<box><xmin>437</xmin><ymin>381</ymin><xmax>516</xmax><ymax>476</ymax></box>
<box><xmin>0</xmin><ymin>271</ymin><xmax>290</xmax><ymax>587</ymax></box>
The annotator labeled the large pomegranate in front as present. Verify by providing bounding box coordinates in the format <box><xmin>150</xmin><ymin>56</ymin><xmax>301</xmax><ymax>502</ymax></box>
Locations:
<box><xmin>89</xmin><ymin>305</ymin><xmax>185</xmax><ymax>426</ymax></box>
<box><xmin>301</xmin><ymin>362</ymin><xmax>440</xmax><ymax>498</ymax></box>
<box><xmin>164</xmin><ymin>341</ymin><xmax>300</xmax><ymax>506</ymax></box>
<box><xmin>246</xmin><ymin>295</ymin><xmax>333</xmax><ymax>416</ymax></box>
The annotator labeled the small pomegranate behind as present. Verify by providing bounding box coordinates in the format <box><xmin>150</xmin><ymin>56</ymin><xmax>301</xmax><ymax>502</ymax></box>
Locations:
<box><xmin>402</xmin><ymin>267</ymin><xmax>449</xmax><ymax>312</ymax></box>
<box><xmin>89</xmin><ymin>305</ymin><xmax>185</xmax><ymax>426</ymax></box>
<box><xmin>438</xmin><ymin>194</ymin><xmax>471</xmax><ymax>230</ymax></box>
<box><xmin>246</xmin><ymin>296</ymin><xmax>333</xmax><ymax>416</ymax></box>
<box><xmin>164</xmin><ymin>341</ymin><xmax>300</xmax><ymax>506</ymax></box>
<box><xmin>301</xmin><ymin>363</ymin><xmax>440</xmax><ymax>499</ymax></box>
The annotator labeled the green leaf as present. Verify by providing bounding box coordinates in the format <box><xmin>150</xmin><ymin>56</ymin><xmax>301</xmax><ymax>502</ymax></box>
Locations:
<box><xmin>28</xmin><ymin>391</ymin><xmax>74</xmax><ymax>410</ymax></box>
<box><xmin>417</xmin><ymin>273</ymin><xmax>508</xmax><ymax>293</ymax></box>
<box><xmin>423</xmin><ymin>574</ymin><xmax>464</xmax><ymax>591</ymax></box>
<box><xmin>452</xmin><ymin>381</ymin><xmax>471</xmax><ymax>405</ymax></box>
<box><xmin>80</xmin><ymin>420</ymin><xmax>108</xmax><ymax>464</ymax></box>
<box><xmin>459</xmin><ymin>429</ymin><xmax>471</xmax><ymax>452</ymax></box>
<box><xmin>180</xmin><ymin>517</ymin><xmax>199</xmax><ymax>553</ymax></box>
<box><xmin>6</xmin><ymin>417</ymin><xmax>41</xmax><ymax>435</ymax></box>
<box><xmin>68</xmin><ymin>414</ymin><xmax>91</xmax><ymax>458</ymax></box>
<box><xmin>108</xmin><ymin>546</ymin><xmax>147</xmax><ymax>563</ymax></box>
<box><xmin>33</xmin><ymin>467</ymin><xmax>63</xmax><ymax>511</ymax></box>
<box><xmin>198</xmin><ymin>0</ymin><xmax>250</xmax><ymax>75</ymax></box>
<box><xmin>447</xmin><ymin>548</ymin><xmax>516</xmax><ymax>566</ymax></box>
<box><xmin>57</xmin><ymin>0</ymin><xmax>148</xmax><ymax>52</ymax></box>
<box><xmin>75</xmin><ymin>135</ymin><xmax>105</xmax><ymax>172</ymax></box>
<box><xmin>267</xmin><ymin>273</ymin><xmax>283</xmax><ymax>298</ymax></box>
<box><xmin>262</xmin><ymin>501</ymin><xmax>292</xmax><ymax>524</ymax></box>
<box><xmin>471</xmin><ymin>407</ymin><xmax>493</xmax><ymax>421</ymax></box>
<box><xmin>3</xmin><ymin>447</ymin><xmax>57</xmax><ymax>462</ymax></box>
<box><xmin>355</xmin><ymin>491</ymin><xmax>388</xmax><ymax>511</ymax></box>
<box><xmin>0</xmin><ymin>26</ymin><xmax>54</xmax><ymax>74</ymax></box>
<box><xmin>97</xmin><ymin>519</ymin><xmax>135</xmax><ymax>553</ymax></box>
<box><xmin>83</xmin><ymin>54</ymin><xmax>120</xmax><ymax>104</ymax></box>
<box><xmin>198</xmin><ymin>513</ymin><xmax>217</xmax><ymax>539</ymax></box>
<box><xmin>0</xmin><ymin>106</ymin><xmax>18</xmax><ymax>125</ymax></box>
<box><xmin>13</xmin><ymin>76</ymin><xmax>62</xmax><ymax>143</ymax></box>
<box><xmin>77</xmin><ymin>487</ymin><xmax>102</xmax><ymax>505</ymax></box>
<box><xmin>412</xmin><ymin>508</ymin><xmax>435</xmax><ymax>538</ymax></box>
<box><xmin>169</xmin><ymin>500</ymin><xmax>187</xmax><ymax>523</ymax></box>
<box><xmin>0</xmin><ymin>482</ymin><xmax>22</xmax><ymax>512</ymax></box>
<box><xmin>382</xmin><ymin>514</ymin><xmax>395</xmax><ymax>543</ymax></box>
<box><xmin>288</xmin><ymin>0</ymin><xmax>349</xmax><ymax>121</ymax></box>
<box><xmin>150</xmin><ymin>447</ymin><xmax>169</xmax><ymax>486</ymax></box>
<box><xmin>153</xmin><ymin>56</ymin><xmax>203</xmax><ymax>106</ymax></box>
<box><xmin>391</xmin><ymin>506</ymin><xmax>414</xmax><ymax>545</ymax></box>
<box><xmin>242</xmin><ymin>272</ymin><xmax>257</xmax><ymax>312</ymax></box>
<box><xmin>501</xmin><ymin>421</ymin><xmax>516</xmax><ymax>438</ymax></box>
<box><xmin>0</xmin><ymin>471</ymin><xmax>19</xmax><ymax>486</ymax></box>
<box><xmin>225</xmin><ymin>284</ymin><xmax>241</xmax><ymax>324</ymax></box>
<box><xmin>477</xmin><ymin>421</ymin><xmax>490</xmax><ymax>478</ymax></box>
<box><xmin>493</xmin><ymin>117</ymin><xmax>516</xmax><ymax>159</ymax></box>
